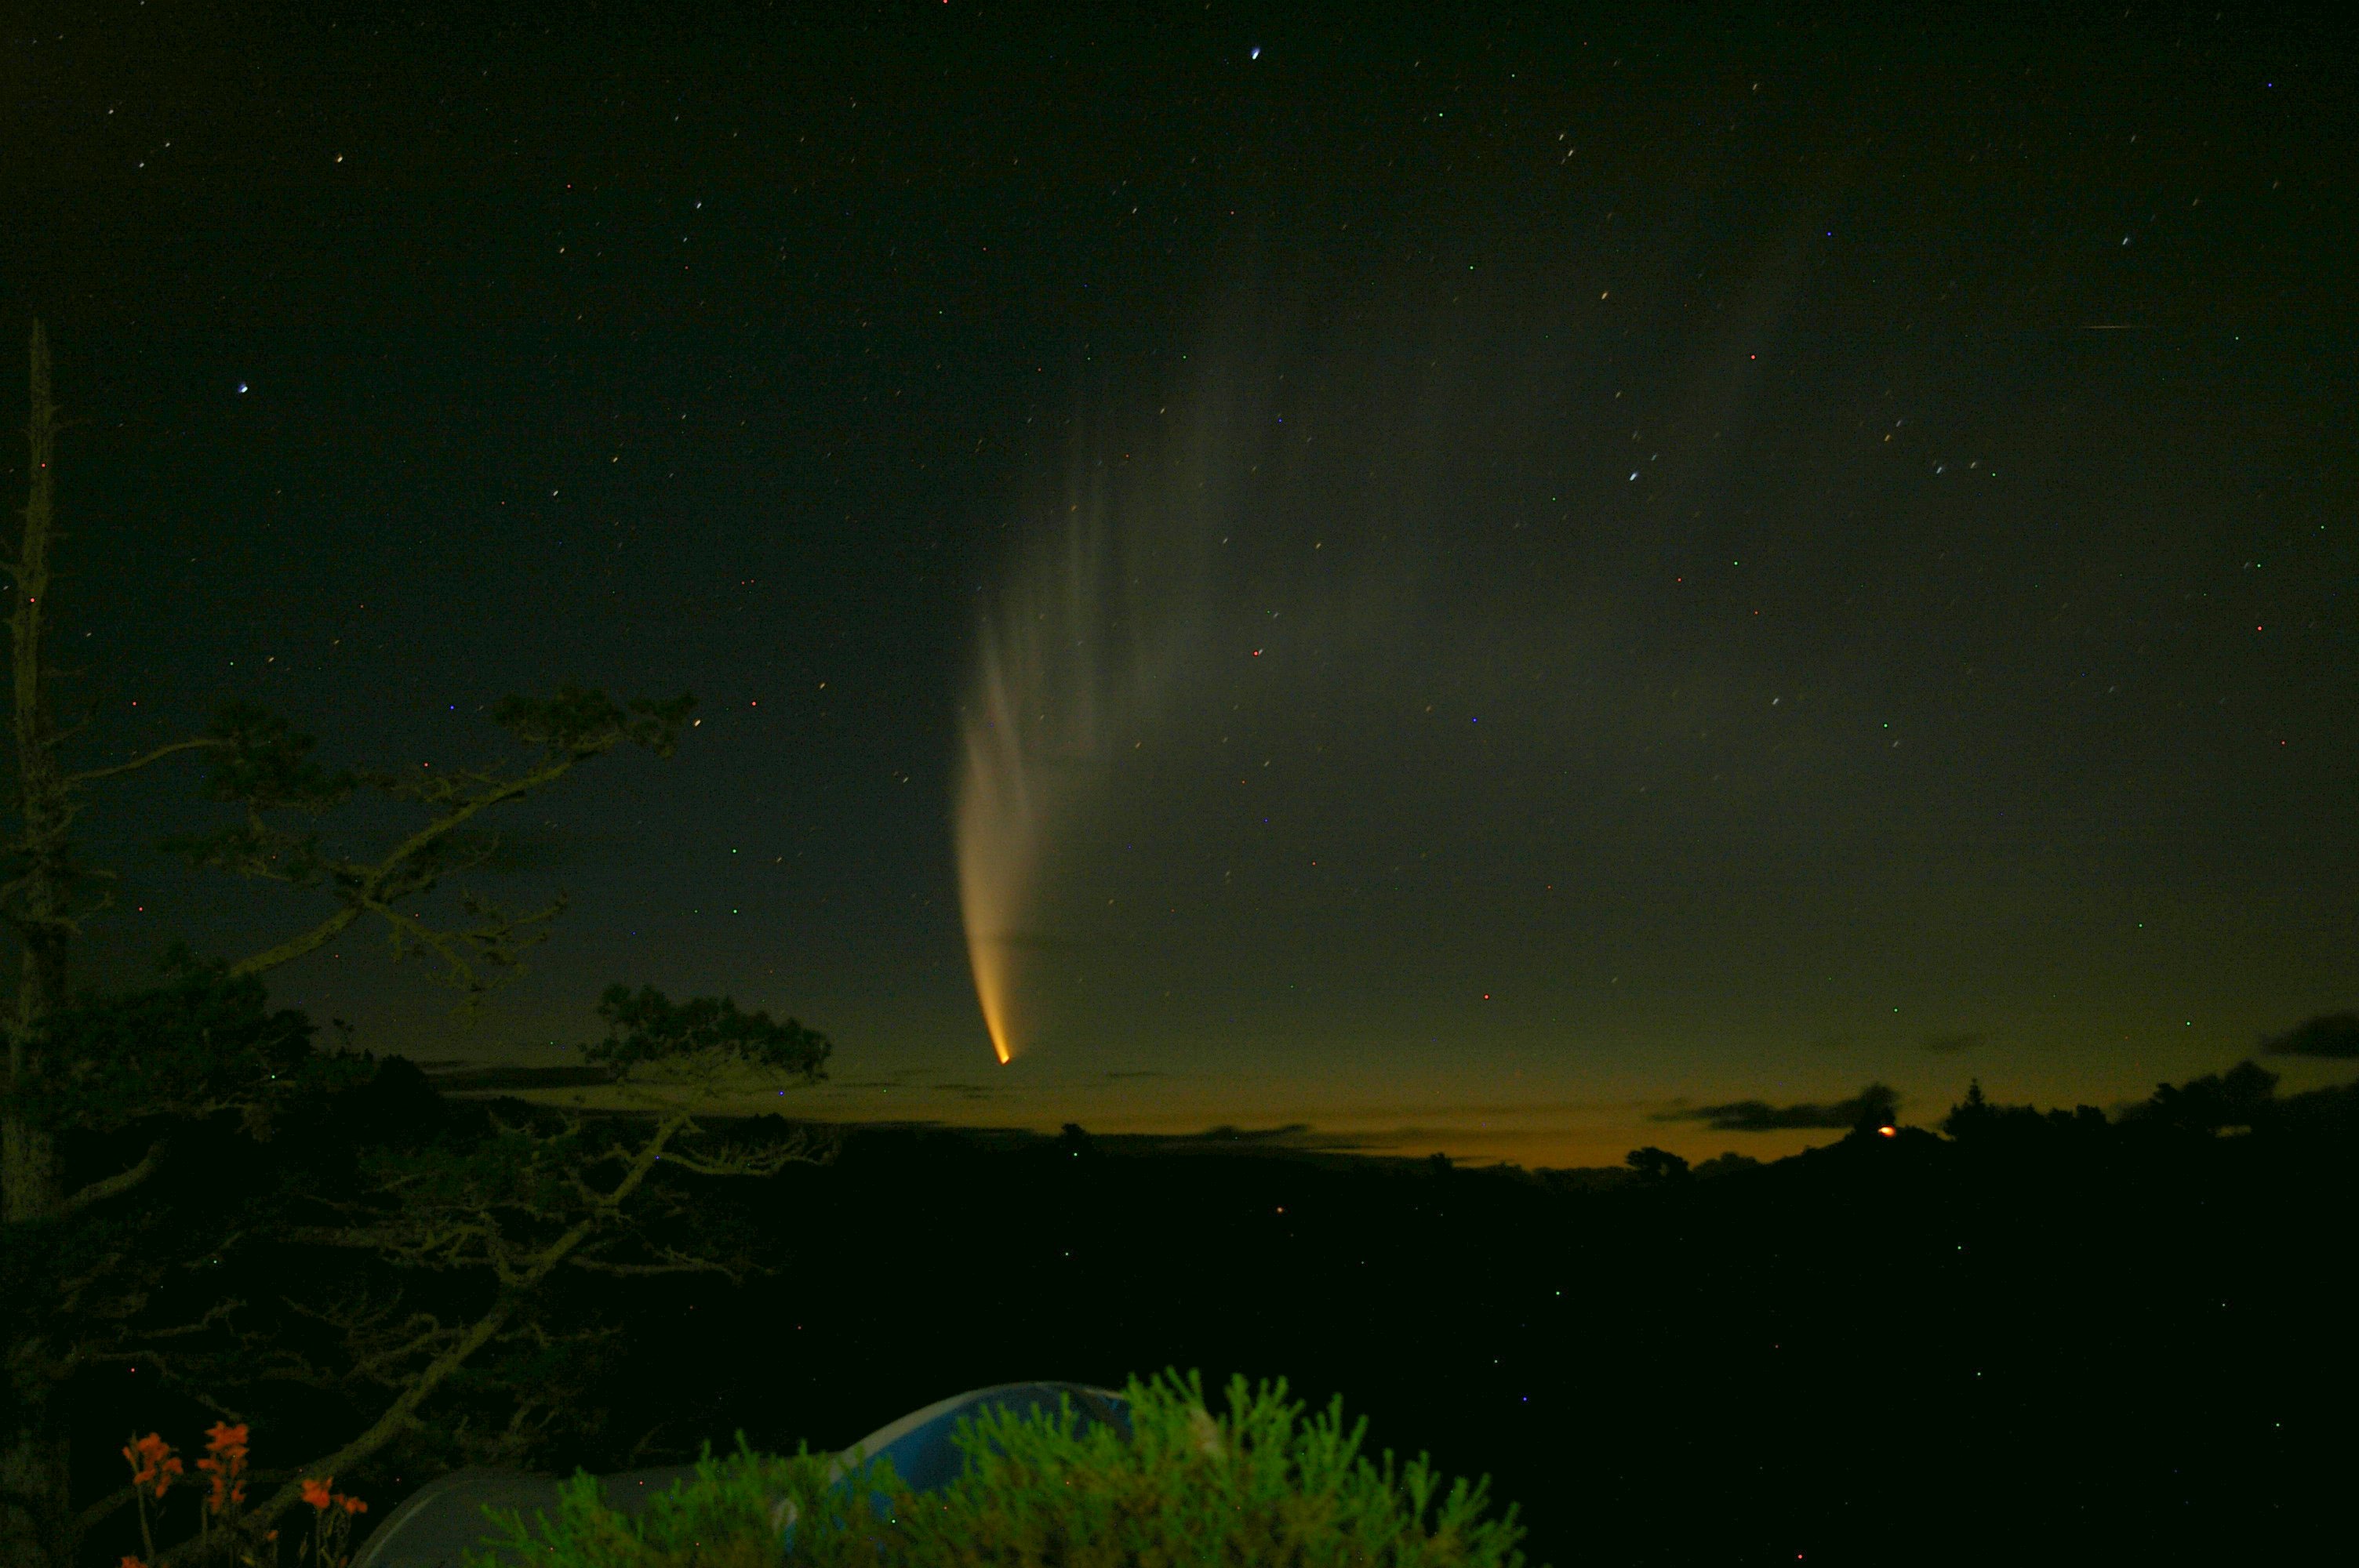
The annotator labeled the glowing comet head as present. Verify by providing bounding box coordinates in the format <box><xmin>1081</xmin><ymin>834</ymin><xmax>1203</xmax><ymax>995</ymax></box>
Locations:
<box><xmin>965</xmin><ymin>926</ymin><xmax>1017</xmax><ymax>1065</ymax></box>
<box><xmin>958</xmin><ymin>917</ymin><xmax>1019</xmax><ymax>1063</ymax></box>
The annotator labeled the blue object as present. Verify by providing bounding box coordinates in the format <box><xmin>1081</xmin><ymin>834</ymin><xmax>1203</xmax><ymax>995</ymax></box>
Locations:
<box><xmin>837</xmin><ymin>1381</ymin><xmax>1129</xmax><ymax>1496</ymax></box>
<box><xmin>816</xmin><ymin>1381</ymin><xmax>1130</xmax><ymax>1542</ymax></box>
<box><xmin>351</xmin><ymin>1381</ymin><xmax>1127</xmax><ymax>1568</ymax></box>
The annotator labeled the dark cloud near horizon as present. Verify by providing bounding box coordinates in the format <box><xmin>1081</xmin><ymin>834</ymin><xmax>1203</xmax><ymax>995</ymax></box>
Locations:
<box><xmin>1656</xmin><ymin>1083</ymin><xmax>1900</xmax><ymax>1133</ymax></box>
<box><xmin>1923</xmin><ymin>1033</ymin><xmax>1986</xmax><ymax>1055</ymax></box>
<box><xmin>2259</xmin><ymin>1013</ymin><xmax>2359</xmax><ymax>1059</ymax></box>
<box><xmin>1190</xmin><ymin>1123</ymin><xmax>1319</xmax><ymax>1143</ymax></box>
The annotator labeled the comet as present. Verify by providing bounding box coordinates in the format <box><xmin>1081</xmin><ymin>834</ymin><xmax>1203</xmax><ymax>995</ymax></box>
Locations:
<box><xmin>952</xmin><ymin>372</ymin><xmax>1240</xmax><ymax>1064</ymax></box>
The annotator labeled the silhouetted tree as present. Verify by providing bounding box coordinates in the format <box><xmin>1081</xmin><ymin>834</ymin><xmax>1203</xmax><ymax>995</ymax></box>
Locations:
<box><xmin>1624</xmin><ymin>1146</ymin><xmax>1692</xmax><ymax>1185</ymax></box>
<box><xmin>2138</xmin><ymin>1060</ymin><xmax>2279</xmax><ymax>1134</ymax></box>
<box><xmin>1842</xmin><ymin>1085</ymin><xmax>1902</xmax><ymax>1142</ymax></box>
<box><xmin>0</xmin><ymin>325</ymin><xmax>833</xmax><ymax>1568</ymax></box>
<box><xmin>1943</xmin><ymin>1080</ymin><xmax>1994</xmax><ymax>1139</ymax></box>
<box><xmin>1943</xmin><ymin>1081</ymin><xmax>2111</xmax><ymax>1150</ymax></box>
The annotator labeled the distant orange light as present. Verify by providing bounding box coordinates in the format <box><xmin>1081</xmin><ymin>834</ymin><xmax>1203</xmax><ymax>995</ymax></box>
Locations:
<box><xmin>1877</xmin><ymin>1125</ymin><xmax>1897</xmax><ymax>1137</ymax></box>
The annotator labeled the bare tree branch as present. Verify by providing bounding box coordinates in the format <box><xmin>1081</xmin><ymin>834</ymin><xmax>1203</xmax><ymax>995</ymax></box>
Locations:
<box><xmin>228</xmin><ymin>1110</ymin><xmax>692</xmax><ymax>1537</ymax></box>
<box><xmin>60</xmin><ymin>1139</ymin><xmax>163</xmax><ymax>1214</ymax></box>
<box><xmin>567</xmin><ymin>1252</ymin><xmax>739</xmax><ymax>1281</ymax></box>
<box><xmin>9</xmin><ymin>324</ymin><xmax>736</xmax><ymax>1568</ymax></box>
<box><xmin>62</xmin><ymin>736</ymin><xmax>227</xmax><ymax>787</ymax></box>
<box><xmin>227</xmin><ymin>751</ymin><xmax>582</xmax><ymax>984</ymax></box>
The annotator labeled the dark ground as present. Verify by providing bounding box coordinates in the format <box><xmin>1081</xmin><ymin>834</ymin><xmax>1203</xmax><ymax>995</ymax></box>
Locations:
<box><xmin>572</xmin><ymin>1115</ymin><xmax>2350</xmax><ymax>1566</ymax></box>
<box><xmin>74</xmin><ymin>1092</ymin><xmax>2354</xmax><ymax>1568</ymax></box>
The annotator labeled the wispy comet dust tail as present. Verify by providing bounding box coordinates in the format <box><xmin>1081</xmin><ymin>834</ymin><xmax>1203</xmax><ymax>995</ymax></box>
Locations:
<box><xmin>954</xmin><ymin>628</ymin><xmax>1038</xmax><ymax>1065</ymax></box>
<box><xmin>953</xmin><ymin>385</ymin><xmax>1238</xmax><ymax>1065</ymax></box>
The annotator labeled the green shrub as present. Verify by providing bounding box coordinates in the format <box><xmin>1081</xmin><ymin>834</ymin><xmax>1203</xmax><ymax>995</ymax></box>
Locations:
<box><xmin>470</xmin><ymin>1370</ymin><xmax>1533</xmax><ymax>1567</ymax></box>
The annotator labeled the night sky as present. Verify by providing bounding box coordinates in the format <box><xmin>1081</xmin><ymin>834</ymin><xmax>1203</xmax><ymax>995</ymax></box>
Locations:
<box><xmin>8</xmin><ymin>2</ymin><xmax>2354</xmax><ymax>1167</ymax></box>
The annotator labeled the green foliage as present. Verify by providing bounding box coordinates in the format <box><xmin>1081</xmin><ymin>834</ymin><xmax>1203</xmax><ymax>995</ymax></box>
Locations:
<box><xmin>585</xmin><ymin>985</ymin><xmax>832</xmax><ymax>1082</ymax></box>
<box><xmin>159</xmin><ymin>704</ymin><xmax>358</xmax><ymax>885</ymax></box>
<box><xmin>196</xmin><ymin>702</ymin><xmax>362</xmax><ymax>813</ymax></box>
<box><xmin>9</xmin><ymin>957</ymin><xmax>352</xmax><ymax>1135</ymax></box>
<box><xmin>479</xmin><ymin>1440</ymin><xmax>841</xmax><ymax>1568</ymax></box>
<box><xmin>494</xmin><ymin>687</ymin><xmax>698</xmax><ymax>760</ymax></box>
<box><xmin>471</xmin><ymin>1372</ymin><xmax>1533</xmax><ymax>1568</ymax></box>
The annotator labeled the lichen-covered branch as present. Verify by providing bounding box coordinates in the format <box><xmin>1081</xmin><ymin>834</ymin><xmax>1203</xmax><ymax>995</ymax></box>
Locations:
<box><xmin>60</xmin><ymin>735</ymin><xmax>227</xmax><ymax>788</ymax></box>
<box><xmin>201</xmin><ymin>688</ymin><xmax>692</xmax><ymax>997</ymax></box>
<box><xmin>60</xmin><ymin>1140</ymin><xmax>163</xmax><ymax>1214</ymax></box>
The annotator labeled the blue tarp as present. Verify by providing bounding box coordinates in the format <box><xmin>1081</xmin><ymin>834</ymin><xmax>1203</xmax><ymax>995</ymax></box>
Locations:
<box><xmin>350</xmin><ymin>1382</ymin><xmax>1127</xmax><ymax>1568</ymax></box>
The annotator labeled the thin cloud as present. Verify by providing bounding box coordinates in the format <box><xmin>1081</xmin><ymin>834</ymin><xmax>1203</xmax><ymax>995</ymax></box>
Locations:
<box><xmin>1653</xmin><ymin>1083</ymin><xmax>1899</xmax><ymax>1133</ymax></box>
<box><xmin>1189</xmin><ymin>1123</ymin><xmax>1320</xmax><ymax>1143</ymax></box>
<box><xmin>1923</xmin><ymin>1032</ymin><xmax>1986</xmax><ymax>1054</ymax></box>
<box><xmin>2259</xmin><ymin>1012</ymin><xmax>2359</xmax><ymax>1059</ymax></box>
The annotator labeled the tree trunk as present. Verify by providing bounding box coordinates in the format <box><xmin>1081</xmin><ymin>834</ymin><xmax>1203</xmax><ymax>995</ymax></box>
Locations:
<box><xmin>3</xmin><ymin>319</ymin><xmax>78</xmax><ymax>1568</ymax></box>
<box><xmin>4</xmin><ymin>318</ymin><xmax>67</xmax><ymax>1211</ymax></box>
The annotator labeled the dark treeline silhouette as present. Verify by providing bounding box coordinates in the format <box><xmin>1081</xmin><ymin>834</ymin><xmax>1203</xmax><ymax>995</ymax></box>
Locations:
<box><xmin>70</xmin><ymin>1050</ymin><xmax>2358</xmax><ymax>1568</ymax></box>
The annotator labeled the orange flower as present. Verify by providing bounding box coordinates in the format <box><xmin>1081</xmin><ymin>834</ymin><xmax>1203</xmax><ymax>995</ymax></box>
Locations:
<box><xmin>340</xmin><ymin>1494</ymin><xmax>369</xmax><ymax>1515</ymax></box>
<box><xmin>197</xmin><ymin>1423</ymin><xmax>252</xmax><ymax>1515</ymax></box>
<box><xmin>122</xmin><ymin>1434</ymin><xmax>184</xmax><ymax>1499</ymax></box>
<box><xmin>301</xmin><ymin>1477</ymin><xmax>335</xmax><ymax>1510</ymax></box>
<box><xmin>122</xmin><ymin>1557</ymin><xmax>148</xmax><ymax>1568</ymax></box>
